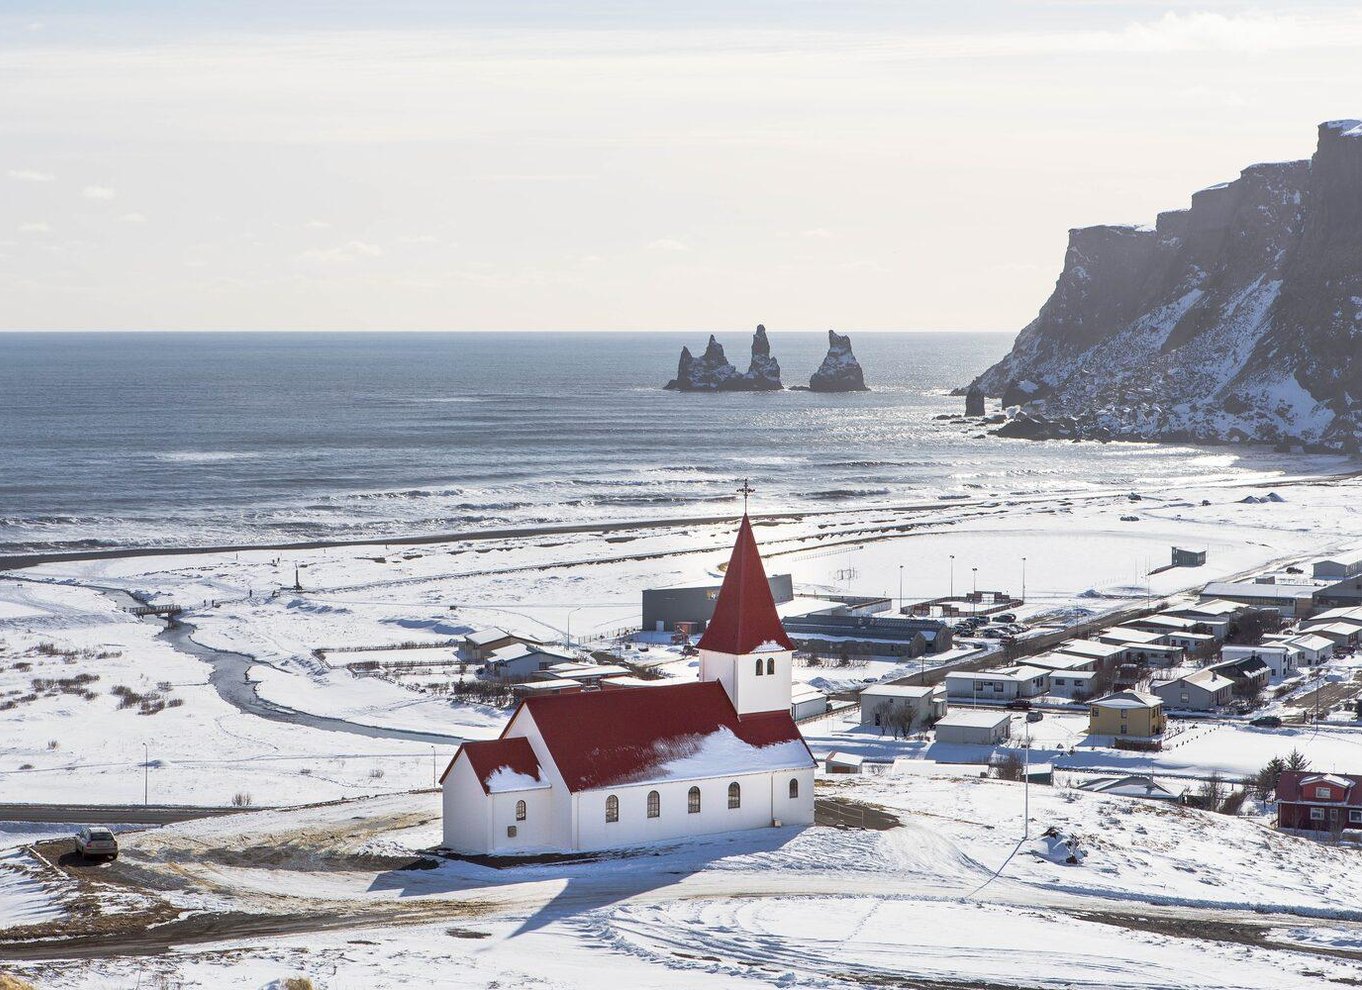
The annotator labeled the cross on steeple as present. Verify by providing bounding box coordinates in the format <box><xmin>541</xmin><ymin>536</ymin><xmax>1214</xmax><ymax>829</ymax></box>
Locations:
<box><xmin>737</xmin><ymin>478</ymin><xmax>755</xmax><ymax>514</ymax></box>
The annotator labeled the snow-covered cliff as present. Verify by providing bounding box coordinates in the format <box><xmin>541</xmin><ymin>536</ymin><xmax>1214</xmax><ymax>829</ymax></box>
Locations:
<box><xmin>973</xmin><ymin>120</ymin><xmax>1362</xmax><ymax>452</ymax></box>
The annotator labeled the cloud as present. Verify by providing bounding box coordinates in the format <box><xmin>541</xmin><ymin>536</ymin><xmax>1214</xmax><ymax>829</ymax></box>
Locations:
<box><xmin>296</xmin><ymin>240</ymin><xmax>384</xmax><ymax>264</ymax></box>
<box><xmin>18</xmin><ymin>222</ymin><xmax>51</xmax><ymax>233</ymax></box>
<box><xmin>119</xmin><ymin>212</ymin><xmax>148</xmax><ymax>223</ymax></box>
<box><xmin>82</xmin><ymin>185</ymin><xmax>116</xmax><ymax>200</ymax></box>
<box><xmin>7</xmin><ymin>169</ymin><xmax>54</xmax><ymax>182</ymax></box>
<box><xmin>646</xmin><ymin>238</ymin><xmax>691</xmax><ymax>253</ymax></box>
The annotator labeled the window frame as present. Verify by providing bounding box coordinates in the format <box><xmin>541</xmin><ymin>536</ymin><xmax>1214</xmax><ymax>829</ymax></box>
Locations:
<box><xmin>605</xmin><ymin>794</ymin><xmax>619</xmax><ymax>823</ymax></box>
<box><xmin>766</xmin><ymin>657</ymin><xmax>775</xmax><ymax>675</ymax></box>
<box><xmin>788</xmin><ymin>778</ymin><xmax>799</xmax><ymax>800</ymax></box>
<box><xmin>515</xmin><ymin>799</ymin><xmax>526</xmax><ymax>822</ymax></box>
<box><xmin>1310</xmin><ymin>807</ymin><xmax>1326</xmax><ymax>821</ymax></box>
<box><xmin>687</xmin><ymin>786</ymin><xmax>701</xmax><ymax>814</ymax></box>
<box><xmin>646</xmin><ymin>790</ymin><xmax>660</xmax><ymax>819</ymax></box>
<box><xmin>727</xmin><ymin>781</ymin><xmax>741</xmax><ymax>810</ymax></box>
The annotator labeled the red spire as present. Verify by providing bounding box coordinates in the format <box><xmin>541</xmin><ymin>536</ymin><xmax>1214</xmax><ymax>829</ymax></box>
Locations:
<box><xmin>697</xmin><ymin>515</ymin><xmax>795</xmax><ymax>655</ymax></box>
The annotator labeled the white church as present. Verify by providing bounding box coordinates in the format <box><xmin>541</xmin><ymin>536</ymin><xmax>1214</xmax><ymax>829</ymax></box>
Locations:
<box><xmin>440</xmin><ymin>515</ymin><xmax>816</xmax><ymax>854</ymax></box>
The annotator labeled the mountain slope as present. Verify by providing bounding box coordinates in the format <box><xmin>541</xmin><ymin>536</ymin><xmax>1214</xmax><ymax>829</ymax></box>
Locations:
<box><xmin>973</xmin><ymin>120</ymin><xmax>1362</xmax><ymax>451</ymax></box>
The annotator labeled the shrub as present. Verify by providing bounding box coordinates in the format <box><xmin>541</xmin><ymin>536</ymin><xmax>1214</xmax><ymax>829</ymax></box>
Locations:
<box><xmin>283</xmin><ymin>978</ymin><xmax>315</xmax><ymax>990</ymax></box>
<box><xmin>231</xmin><ymin>792</ymin><xmax>253</xmax><ymax>807</ymax></box>
<box><xmin>991</xmin><ymin>752</ymin><xmax>1024</xmax><ymax>782</ymax></box>
<box><xmin>369</xmin><ymin>768</ymin><xmax>385</xmax><ymax>779</ymax></box>
<box><xmin>46</xmin><ymin>739</ymin><xmax>59</xmax><ymax>751</ymax></box>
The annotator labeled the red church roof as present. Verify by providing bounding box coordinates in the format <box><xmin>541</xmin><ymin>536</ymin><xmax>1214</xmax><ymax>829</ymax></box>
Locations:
<box><xmin>697</xmin><ymin>515</ymin><xmax>795</xmax><ymax>655</ymax></box>
<box><xmin>440</xmin><ymin>736</ymin><xmax>544</xmax><ymax>792</ymax></box>
<box><xmin>512</xmin><ymin>680</ymin><xmax>812</xmax><ymax>793</ymax></box>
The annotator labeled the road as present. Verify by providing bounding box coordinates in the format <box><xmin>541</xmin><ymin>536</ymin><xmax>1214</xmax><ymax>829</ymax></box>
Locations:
<box><xmin>0</xmin><ymin>803</ymin><xmax>246</xmax><ymax>825</ymax></box>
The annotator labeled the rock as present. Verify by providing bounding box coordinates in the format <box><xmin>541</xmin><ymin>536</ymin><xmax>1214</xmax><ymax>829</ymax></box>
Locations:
<box><xmin>965</xmin><ymin>385</ymin><xmax>985</xmax><ymax>416</ymax></box>
<box><xmin>664</xmin><ymin>326</ymin><xmax>784</xmax><ymax>391</ymax></box>
<box><xmin>966</xmin><ymin>119</ymin><xmax>1362</xmax><ymax>451</ymax></box>
<box><xmin>808</xmin><ymin>330</ymin><xmax>869</xmax><ymax>392</ymax></box>
<box><xmin>741</xmin><ymin>324</ymin><xmax>784</xmax><ymax>390</ymax></box>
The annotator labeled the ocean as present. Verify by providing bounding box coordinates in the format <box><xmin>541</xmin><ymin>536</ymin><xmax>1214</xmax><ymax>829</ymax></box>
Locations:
<box><xmin>0</xmin><ymin>330</ymin><xmax>1337</xmax><ymax>555</ymax></box>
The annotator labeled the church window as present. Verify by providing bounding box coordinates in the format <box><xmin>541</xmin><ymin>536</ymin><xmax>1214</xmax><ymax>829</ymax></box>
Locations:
<box><xmin>766</xmin><ymin>657</ymin><xmax>775</xmax><ymax>675</ymax></box>
<box><xmin>647</xmin><ymin>790</ymin><xmax>660</xmax><ymax>818</ymax></box>
<box><xmin>515</xmin><ymin>800</ymin><xmax>526</xmax><ymax>822</ymax></box>
<box><xmin>788</xmin><ymin>778</ymin><xmax>799</xmax><ymax>800</ymax></box>
<box><xmin>605</xmin><ymin>795</ymin><xmax>619</xmax><ymax>823</ymax></box>
<box><xmin>728</xmin><ymin>781</ymin><xmax>741</xmax><ymax>809</ymax></box>
<box><xmin>688</xmin><ymin>786</ymin><xmax>701</xmax><ymax>813</ymax></box>
<box><xmin>754</xmin><ymin>658</ymin><xmax>763</xmax><ymax>676</ymax></box>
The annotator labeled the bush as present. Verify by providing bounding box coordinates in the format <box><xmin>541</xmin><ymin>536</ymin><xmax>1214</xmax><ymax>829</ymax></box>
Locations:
<box><xmin>1219</xmin><ymin>790</ymin><xmax>1248</xmax><ymax>816</ymax></box>
<box><xmin>369</xmin><ymin>768</ymin><xmax>385</xmax><ymax>779</ymax></box>
<box><xmin>231</xmin><ymin>792</ymin><xmax>253</xmax><ymax>807</ymax></box>
<box><xmin>991</xmin><ymin>752</ymin><xmax>1024</xmax><ymax>782</ymax></box>
<box><xmin>47</xmin><ymin>739</ymin><xmax>59</xmax><ymax>750</ymax></box>
<box><xmin>283</xmin><ymin>978</ymin><xmax>315</xmax><ymax>990</ymax></box>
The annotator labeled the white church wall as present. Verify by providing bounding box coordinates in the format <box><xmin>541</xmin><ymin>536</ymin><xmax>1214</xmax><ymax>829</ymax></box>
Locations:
<box><xmin>441</xmin><ymin>755</ymin><xmax>491</xmax><ymax>854</ymax></box>
<box><xmin>771</xmin><ymin>766</ymin><xmax>816</xmax><ymax>826</ymax></box>
<box><xmin>488</xmin><ymin>789</ymin><xmax>554</xmax><ymax>853</ymax></box>
<box><xmin>573</xmin><ymin>768</ymin><xmax>807</xmax><ymax>852</ymax></box>
<box><xmin>502</xmin><ymin>707</ymin><xmax>578</xmax><ymax>850</ymax></box>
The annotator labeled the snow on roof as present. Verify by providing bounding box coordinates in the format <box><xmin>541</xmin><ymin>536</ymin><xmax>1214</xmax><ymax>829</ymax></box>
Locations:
<box><xmin>826</xmin><ymin>751</ymin><xmax>865</xmax><ymax>767</ymax></box>
<box><xmin>791</xmin><ymin>684</ymin><xmax>827</xmax><ymax>703</ymax></box>
<box><xmin>1091</xmin><ymin>690</ymin><xmax>1162</xmax><ymax>710</ymax></box>
<box><xmin>697</xmin><ymin>515</ymin><xmax>795</xmax><ymax>655</ymax></box>
<box><xmin>1312</xmin><ymin>624</ymin><xmax>1361</xmax><ymax>638</ymax></box>
<box><xmin>1132</xmin><ymin>615</ymin><xmax>1197</xmax><ymax>630</ymax></box>
<box><xmin>600</xmin><ymin>675</ymin><xmax>668</xmax><ymax>689</ymax></box>
<box><xmin>465</xmin><ymin>627</ymin><xmax>512</xmax><ymax>645</ymax></box>
<box><xmin>936</xmin><ymin>710</ymin><xmax>1010</xmax><ymax>729</ymax></box>
<box><xmin>1057</xmin><ymin>640</ymin><xmax>1125</xmax><ymax>659</ymax></box>
<box><xmin>1285</xmin><ymin>634</ymin><xmax>1335</xmax><ymax>651</ymax></box>
<box><xmin>514</xmin><ymin>680</ymin><xmax>812</xmax><ymax>793</ymax></box>
<box><xmin>776</xmin><ymin>598</ymin><xmax>844</xmax><ymax>618</ymax></box>
<box><xmin>1026</xmin><ymin>653</ymin><xmax>1095</xmax><ymax>671</ymax></box>
<box><xmin>1276</xmin><ymin>769</ymin><xmax>1362</xmax><ymax>803</ymax></box>
<box><xmin>1172</xmin><ymin>599</ymin><xmax>1243</xmax><ymax>618</ymax></box>
<box><xmin>443</xmin><ymin>736</ymin><xmax>546</xmax><ymax>793</ymax></box>
<box><xmin>544</xmin><ymin>663</ymin><xmax>630</xmax><ymax>679</ymax></box>
<box><xmin>1098</xmin><ymin>627</ymin><xmax>1164</xmax><ymax>645</ymax></box>
<box><xmin>1177</xmin><ymin>668</ymin><xmax>1235</xmax><ymax>692</ymax></box>
<box><xmin>1201</xmin><ymin>581</ymin><xmax>1319</xmax><ymax>600</ymax></box>
<box><xmin>489</xmin><ymin>642</ymin><xmax>577</xmax><ymax>664</ymax></box>
<box><xmin>1078</xmin><ymin>775</ymin><xmax>1179</xmax><ymax>799</ymax></box>
<box><xmin>944</xmin><ymin>668</ymin><xmax>1037</xmax><ymax>685</ymax></box>
<box><xmin>860</xmin><ymin>684</ymin><xmax>940</xmax><ymax>699</ymax></box>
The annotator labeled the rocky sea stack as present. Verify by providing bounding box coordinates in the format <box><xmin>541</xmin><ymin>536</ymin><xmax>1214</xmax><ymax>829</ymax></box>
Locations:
<box><xmin>971</xmin><ymin>120</ymin><xmax>1362</xmax><ymax>452</ymax></box>
<box><xmin>665</xmin><ymin>326</ymin><xmax>784</xmax><ymax>391</ymax></box>
<box><xmin>808</xmin><ymin>330</ymin><xmax>869</xmax><ymax>392</ymax></box>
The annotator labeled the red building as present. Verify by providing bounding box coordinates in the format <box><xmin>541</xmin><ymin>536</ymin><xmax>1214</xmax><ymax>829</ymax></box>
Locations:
<box><xmin>1276</xmin><ymin>770</ymin><xmax>1362</xmax><ymax>832</ymax></box>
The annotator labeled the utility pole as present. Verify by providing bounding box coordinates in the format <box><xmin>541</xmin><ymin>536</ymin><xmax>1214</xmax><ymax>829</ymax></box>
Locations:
<box><xmin>432</xmin><ymin>746</ymin><xmax>438</xmax><ymax>787</ymax></box>
<box><xmin>898</xmin><ymin>565</ymin><xmax>904</xmax><ymax>614</ymax></box>
<box><xmin>1022</xmin><ymin>557</ymin><xmax>1027</xmax><ymax>603</ymax></box>
<box><xmin>972</xmin><ymin>567</ymin><xmax>978</xmax><ymax>617</ymax></box>
<box><xmin>949</xmin><ymin>555</ymin><xmax>955</xmax><ymax>600</ymax></box>
<box><xmin>143</xmin><ymin>742</ymin><xmax>149</xmax><ymax>806</ymax></box>
<box><xmin>1023</xmin><ymin>717</ymin><xmax>1031</xmax><ymax>839</ymax></box>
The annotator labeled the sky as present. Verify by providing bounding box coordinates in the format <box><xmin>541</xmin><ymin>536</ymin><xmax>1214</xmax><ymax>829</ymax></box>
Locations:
<box><xmin>2</xmin><ymin>1</ymin><xmax>1361</xmax><ymax>332</ymax></box>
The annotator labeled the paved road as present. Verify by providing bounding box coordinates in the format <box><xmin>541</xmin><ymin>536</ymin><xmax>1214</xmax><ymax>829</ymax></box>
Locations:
<box><xmin>0</xmin><ymin>804</ymin><xmax>246</xmax><ymax>825</ymax></box>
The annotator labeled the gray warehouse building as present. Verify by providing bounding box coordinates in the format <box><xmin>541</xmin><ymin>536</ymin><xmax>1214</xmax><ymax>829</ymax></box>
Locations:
<box><xmin>642</xmin><ymin>573</ymin><xmax>794</xmax><ymax>632</ymax></box>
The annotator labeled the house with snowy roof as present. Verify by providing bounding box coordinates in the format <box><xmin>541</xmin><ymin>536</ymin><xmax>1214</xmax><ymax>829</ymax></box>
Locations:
<box><xmin>439</xmin><ymin>516</ymin><xmax>816</xmax><ymax>855</ymax></box>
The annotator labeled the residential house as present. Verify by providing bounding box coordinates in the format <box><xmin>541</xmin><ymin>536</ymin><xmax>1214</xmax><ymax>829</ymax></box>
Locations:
<box><xmin>1046</xmin><ymin>670</ymin><xmax>1099</xmax><ymax>700</ymax></box>
<box><xmin>1313</xmin><ymin>556</ymin><xmax>1362</xmax><ymax>581</ymax></box>
<box><xmin>1163</xmin><ymin>630</ymin><xmax>1217</xmax><ymax>655</ymax></box>
<box><xmin>934</xmin><ymin>710</ymin><xmax>1011</xmax><ymax>745</ymax></box>
<box><xmin>1056</xmin><ymin>639</ymin><xmax>1128</xmax><ymax>666</ymax></box>
<box><xmin>1087</xmin><ymin>691</ymin><xmax>1167</xmax><ymax>741</ymax></box>
<box><xmin>943</xmin><ymin>665</ymin><xmax>1047</xmax><ymax>703</ymax></box>
<box><xmin>790</xmin><ymin>684</ymin><xmax>829</xmax><ymax>721</ymax></box>
<box><xmin>859</xmin><ymin>684</ymin><xmax>947</xmax><ymax>730</ymax></box>
<box><xmin>1276</xmin><ymin>771</ymin><xmax>1362</xmax><ymax>833</ymax></box>
<box><xmin>483</xmin><ymin>642</ymin><xmax>579</xmax><ymax>680</ymax></box>
<box><xmin>463</xmin><ymin>628</ymin><xmax>542</xmax><ymax>662</ymax></box>
<box><xmin>1277</xmin><ymin>633</ymin><xmax>1334</xmax><ymax>666</ymax></box>
<box><xmin>1209</xmin><ymin>655</ymin><xmax>1272</xmax><ymax>694</ymax></box>
<box><xmin>1199</xmin><ymin>581</ymin><xmax>1318</xmax><ymax>619</ymax></box>
<box><xmin>1219</xmin><ymin>643</ymin><xmax>1298</xmax><ymax>680</ymax></box>
<box><xmin>1149</xmin><ymin>669</ymin><xmax>1234</xmax><ymax>711</ymax></box>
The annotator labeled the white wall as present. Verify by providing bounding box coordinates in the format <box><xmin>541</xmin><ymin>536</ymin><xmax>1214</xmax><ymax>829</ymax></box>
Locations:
<box><xmin>573</xmin><ymin>768</ymin><xmax>813</xmax><ymax>852</ymax></box>
<box><xmin>945</xmin><ymin>675</ymin><xmax>1018</xmax><ymax>701</ymax></box>
<box><xmin>441</xmin><ymin>755</ymin><xmax>491</xmax><ymax>854</ymax></box>
<box><xmin>699</xmin><ymin>647</ymin><xmax>794</xmax><ymax>715</ymax></box>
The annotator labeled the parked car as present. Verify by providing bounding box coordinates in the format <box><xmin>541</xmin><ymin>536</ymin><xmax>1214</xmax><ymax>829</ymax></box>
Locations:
<box><xmin>1250</xmin><ymin>715</ymin><xmax>1283</xmax><ymax>728</ymax></box>
<box><xmin>74</xmin><ymin>826</ymin><xmax>118</xmax><ymax>861</ymax></box>
<box><xmin>1026</xmin><ymin>710</ymin><xmax>1044</xmax><ymax>723</ymax></box>
<box><xmin>1006</xmin><ymin>699</ymin><xmax>1032</xmax><ymax>711</ymax></box>
<box><xmin>995</xmin><ymin>613</ymin><xmax>1017</xmax><ymax>623</ymax></box>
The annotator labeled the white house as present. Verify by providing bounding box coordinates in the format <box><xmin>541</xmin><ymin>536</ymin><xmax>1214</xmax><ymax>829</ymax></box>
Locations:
<box><xmin>1046</xmin><ymin>670</ymin><xmax>1099</xmax><ymax>700</ymax></box>
<box><xmin>943</xmin><ymin>665</ymin><xmax>1047</xmax><ymax>702</ymax></box>
<box><xmin>1220</xmin><ymin>643</ymin><xmax>1299</xmax><ymax>680</ymax></box>
<box><xmin>440</xmin><ymin>516</ymin><xmax>816</xmax><ymax>855</ymax></box>
<box><xmin>858</xmin><ymin>683</ymin><xmax>947</xmax><ymax>728</ymax></box>
<box><xmin>934</xmin><ymin>710</ymin><xmax>1011</xmax><ymax>745</ymax></box>
<box><xmin>1278</xmin><ymin>633</ymin><xmax>1334</xmax><ymax>665</ymax></box>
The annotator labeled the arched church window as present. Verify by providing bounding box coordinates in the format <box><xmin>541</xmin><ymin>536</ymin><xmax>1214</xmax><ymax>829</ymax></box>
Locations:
<box><xmin>647</xmin><ymin>790</ymin><xmax>660</xmax><ymax>818</ymax></box>
<box><xmin>515</xmin><ymin>800</ymin><xmax>527</xmax><ymax>821</ymax></box>
<box><xmin>605</xmin><ymin>794</ymin><xmax>619</xmax><ymax>823</ymax></box>
<box><xmin>728</xmin><ymin>781</ymin><xmax>741</xmax><ymax>809</ymax></box>
<box><xmin>788</xmin><ymin>778</ymin><xmax>799</xmax><ymax>800</ymax></box>
<box><xmin>766</xmin><ymin>657</ymin><xmax>775</xmax><ymax>675</ymax></box>
<box><xmin>688</xmin><ymin>786</ymin><xmax>701</xmax><ymax>813</ymax></box>
<box><xmin>754</xmin><ymin>658</ymin><xmax>763</xmax><ymax>676</ymax></box>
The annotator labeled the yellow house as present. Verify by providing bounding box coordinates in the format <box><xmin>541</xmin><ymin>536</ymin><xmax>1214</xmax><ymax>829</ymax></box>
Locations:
<box><xmin>1088</xmin><ymin>690</ymin><xmax>1167</xmax><ymax>740</ymax></box>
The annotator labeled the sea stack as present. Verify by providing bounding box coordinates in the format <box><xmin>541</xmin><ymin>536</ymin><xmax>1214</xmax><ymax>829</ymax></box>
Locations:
<box><xmin>664</xmin><ymin>326</ymin><xmax>784</xmax><ymax>390</ymax></box>
<box><xmin>808</xmin><ymin>330</ymin><xmax>869</xmax><ymax>392</ymax></box>
<box><xmin>965</xmin><ymin>384</ymin><xmax>986</xmax><ymax>416</ymax></box>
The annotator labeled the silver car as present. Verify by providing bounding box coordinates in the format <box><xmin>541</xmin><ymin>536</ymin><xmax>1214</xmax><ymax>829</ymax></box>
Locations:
<box><xmin>74</xmin><ymin>825</ymin><xmax>118</xmax><ymax>861</ymax></box>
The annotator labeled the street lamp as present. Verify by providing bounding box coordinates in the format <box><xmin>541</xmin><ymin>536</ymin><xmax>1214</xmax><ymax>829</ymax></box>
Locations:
<box><xmin>431</xmin><ymin>746</ymin><xmax>438</xmax><ymax>788</ymax></box>
<box><xmin>1022</xmin><ymin>556</ymin><xmax>1027</xmax><ymax>603</ymax></box>
<box><xmin>143</xmin><ymin>742</ymin><xmax>149</xmax><ymax>806</ymax></box>
<box><xmin>949</xmin><ymin>555</ymin><xmax>955</xmax><ymax>600</ymax></box>
<box><xmin>972</xmin><ymin>567</ymin><xmax>978</xmax><ymax>617</ymax></box>
<box><xmin>566</xmin><ymin>606</ymin><xmax>584</xmax><ymax>650</ymax></box>
<box><xmin>898</xmin><ymin>565</ymin><xmax>904</xmax><ymax>613</ymax></box>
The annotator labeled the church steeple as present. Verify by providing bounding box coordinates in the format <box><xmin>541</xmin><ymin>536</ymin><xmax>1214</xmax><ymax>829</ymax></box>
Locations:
<box><xmin>698</xmin><ymin>515</ymin><xmax>795</xmax><ymax>716</ymax></box>
<box><xmin>697</xmin><ymin>515</ymin><xmax>794</xmax><ymax>655</ymax></box>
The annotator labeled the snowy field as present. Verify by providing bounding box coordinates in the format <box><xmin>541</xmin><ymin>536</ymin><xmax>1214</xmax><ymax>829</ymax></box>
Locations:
<box><xmin>8</xmin><ymin>767</ymin><xmax>1362</xmax><ymax>988</ymax></box>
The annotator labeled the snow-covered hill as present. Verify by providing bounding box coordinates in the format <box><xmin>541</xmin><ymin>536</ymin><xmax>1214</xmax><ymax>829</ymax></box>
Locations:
<box><xmin>974</xmin><ymin>120</ymin><xmax>1362</xmax><ymax>452</ymax></box>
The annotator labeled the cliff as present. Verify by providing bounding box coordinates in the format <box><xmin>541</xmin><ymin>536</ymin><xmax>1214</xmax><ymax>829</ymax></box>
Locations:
<box><xmin>665</xmin><ymin>326</ymin><xmax>784</xmax><ymax>391</ymax></box>
<box><xmin>973</xmin><ymin>120</ymin><xmax>1362</xmax><ymax>451</ymax></box>
<box><xmin>808</xmin><ymin>330</ymin><xmax>869</xmax><ymax>392</ymax></box>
